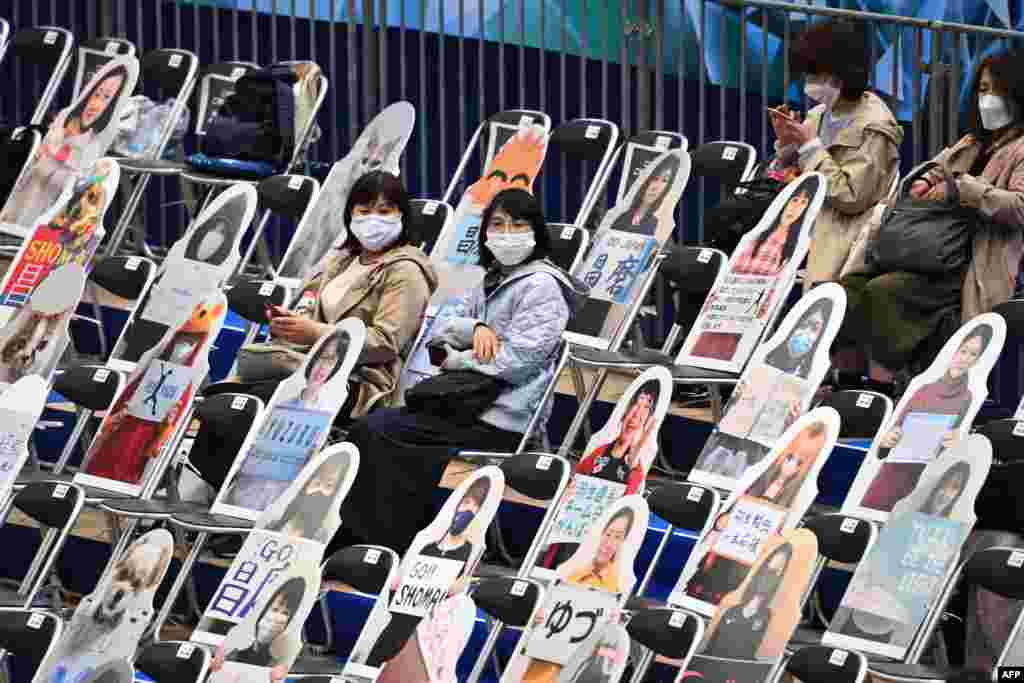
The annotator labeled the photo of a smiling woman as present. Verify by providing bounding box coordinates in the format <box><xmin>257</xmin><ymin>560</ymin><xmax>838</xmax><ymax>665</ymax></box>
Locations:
<box><xmin>611</xmin><ymin>154</ymin><xmax>681</xmax><ymax>236</ymax></box>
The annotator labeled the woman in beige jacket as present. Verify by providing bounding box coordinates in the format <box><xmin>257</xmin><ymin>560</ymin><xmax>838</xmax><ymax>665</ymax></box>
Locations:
<box><xmin>769</xmin><ymin>20</ymin><xmax>903</xmax><ymax>289</ymax></box>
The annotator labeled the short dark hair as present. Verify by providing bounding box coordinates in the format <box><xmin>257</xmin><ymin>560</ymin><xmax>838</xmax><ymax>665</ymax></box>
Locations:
<box><xmin>477</xmin><ymin>188</ymin><xmax>553</xmax><ymax>268</ymax></box>
<box><xmin>341</xmin><ymin>171</ymin><xmax>416</xmax><ymax>253</ymax></box>
<box><xmin>790</xmin><ymin>20</ymin><xmax>871</xmax><ymax>99</ymax></box>
<box><xmin>304</xmin><ymin>330</ymin><xmax>348</xmax><ymax>382</ymax></box>
<box><xmin>964</xmin><ymin>49</ymin><xmax>1024</xmax><ymax>135</ymax></box>
<box><xmin>68</xmin><ymin>65</ymin><xmax>131</xmax><ymax>134</ymax></box>
<box><xmin>461</xmin><ymin>475</ymin><xmax>492</xmax><ymax>507</ymax></box>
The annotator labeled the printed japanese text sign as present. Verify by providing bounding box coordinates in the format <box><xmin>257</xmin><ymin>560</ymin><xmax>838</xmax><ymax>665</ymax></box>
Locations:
<box><xmin>524</xmin><ymin>581</ymin><xmax>621</xmax><ymax>666</ymax></box>
<box><xmin>389</xmin><ymin>556</ymin><xmax>465</xmax><ymax>618</ymax></box>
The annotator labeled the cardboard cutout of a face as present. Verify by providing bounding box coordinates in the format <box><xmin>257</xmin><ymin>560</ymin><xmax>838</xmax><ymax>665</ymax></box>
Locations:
<box><xmin>615</xmin><ymin>136</ymin><xmax>681</xmax><ymax>202</ymax></box>
<box><xmin>377</xmin><ymin>592</ymin><xmax>478</xmax><ymax>683</ymax></box>
<box><xmin>201</xmin><ymin>555</ymin><xmax>321</xmax><ymax>682</ymax></box>
<box><xmin>690</xmin><ymin>283</ymin><xmax>847</xmax><ymax>491</ymax></box>
<box><xmin>556</xmin><ymin>622</ymin><xmax>631</xmax><ymax>683</ymax></box>
<box><xmin>74</xmin><ymin>42</ymin><xmax>132</xmax><ymax>99</ymax></box>
<box><xmin>0</xmin><ymin>263</ymin><xmax>87</xmax><ymax>386</ymax></box>
<box><xmin>566</xmin><ymin>150</ymin><xmax>692</xmax><ymax>349</ymax></box>
<box><xmin>76</xmin><ymin>292</ymin><xmax>228</xmax><ymax>497</ymax></box>
<box><xmin>670</xmin><ymin>409</ymin><xmax>840</xmax><ymax>616</ymax></box>
<box><xmin>0</xmin><ymin>158</ymin><xmax>118</xmax><ymax>327</ymax></box>
<box><xmin>500</xmin><ymin>496</ymin><xmax>649</xmax><ymax>682</ymax></box>
<box><xmin>0</xmin><ymin>375</ymin><xmax>48</xmax><ymax>500</ymax></box>
<box><xmin>213</xmin><ymin>319</ymin><xmax>367</xmax><ymax>520</ymax></box>
<box><xmin>841</xmin><ymin>313</ymin><xmax>1005</xmax><ymax>523</ymax></box>
<box><xmin>277</xmin><ymin>101</ymin><xmax>416</xmax><ymax>286</ymax></box>
<box><xmin>345</xmin><ymin>467</ymin><xmax>505</xmax><ymax>679</ymax></box>
<box><xmin>37</xmin><ymin>530</ymin><xmax>173</xmax><ymax>683</ymax></box>
<box><xmin>0</xmin><ymin>57</ymin><xmax>139</xmax><ymax>235</ymax></box>
<box><xmin>678</xmin><ymin>174</ymin><xmax>828</xmax><ymax>374</ymax></box>
<box><xmin>824</xmin><ymin>434</ymin><xmax>992</xmax><ymax>660</ymax></box>
<box><xmin>108</xmin><ymin>183</ymin><xmax>256</xmax><ymax>370</ymax></box>
<box><xmin>678</xmin><ymin>529</ymin><xmax>819</xmax><ymax>683</ymax></box>
<box><xmin>544</xmin><ymin>367</ymin><xmax>671</xmax><ymax>554</ymax></box>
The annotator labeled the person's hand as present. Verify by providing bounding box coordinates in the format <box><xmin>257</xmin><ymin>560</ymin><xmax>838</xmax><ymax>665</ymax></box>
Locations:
<box><xmin>211</xmin><ymin>644</ymin><xmax>226</xmax><ymax>672</ymax></box>
<box><xmin>910</xmin><ymin>180</ymin><xmax>931</xmax><ymax>199</ymax></box>
<box><xmin>771</xmin><ymin>111</ymin><xmax>816</xmax><ymax>148</ymax></box>
<box><xmin>533</xmin><ymin>607</ymin><xmax>546</xmax><ymax>627</ymax></box>
<box><xmin>880</xmin><ymin>426</ymin><xmax>903</xmax><ymax>449</ymax></box>
<box><xmin>269</xmin><ymin>664</ymin><xmax>287</xmax><ymax>682</ymax></box>
<box><xmin>269</xmin><ymin>314</ymin><xmax>324</xmax><ymax>345</ymax></box>
<box><xmin>923</xmin><ymin>181</ymin><xmax>948</xmax><ymax>202</ymax></box>
<box><xmin>472</xmin><ymin>324</ymin><xmax>500</xmax><ymax>363</ymax></box>
<box><xmin>940</xmin><ymin>430</ymin><xmax>960</xmax><ymax>451</ymax></box>
<box><xmin>449</xmin><ymin>576</ymin><xmax>470</xmax><ymax>595</ymax></box>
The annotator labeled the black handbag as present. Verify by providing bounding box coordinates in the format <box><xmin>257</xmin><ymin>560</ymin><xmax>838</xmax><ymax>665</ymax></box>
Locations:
<box><xmin>405</xmin><ymin>370</ymin><xmax>506</xmax><ymax>426</ymax></box>
<box><xmin>868</xmin><ymin>167</ymin><xmax>974</xmax><ymax>276</ymax></box>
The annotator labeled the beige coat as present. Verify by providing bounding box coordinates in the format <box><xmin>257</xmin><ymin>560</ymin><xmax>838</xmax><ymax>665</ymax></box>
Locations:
<box><xmin>918</xmin><ymin>128</ymin><xmax>1024</xmax><ymax>320</ymax></box>
<box><xmin>301</xmin><ymin>244</ymin><xmax>438</xmax><ymax>417</ymax></box>
<box><xmin>797</xmin><ymin>92</ymin><xmax>904</xmax><ymax>286</ymax></box>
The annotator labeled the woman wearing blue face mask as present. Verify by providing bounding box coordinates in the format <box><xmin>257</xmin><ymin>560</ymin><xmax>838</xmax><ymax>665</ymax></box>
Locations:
<box><xmin>763</xmin><ymin>298</ymin><xmax>833</xmax><ymax>379</ymax></box>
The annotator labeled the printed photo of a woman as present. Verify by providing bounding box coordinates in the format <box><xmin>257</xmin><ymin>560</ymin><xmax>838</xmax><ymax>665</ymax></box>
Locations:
<box><xmin>611</xmin><ymin>154</ymin><xmax>682</xmax><ymax>236</ymax></box>
<box><xmin>746</xmin><ymin>420</ymin><xmax>828</xmax><ymax>508</ymax></box>
<box><xmin>763</xmin><ymin>298</ymin><xmax>833</xmax><ymax>379</ymax></box>
<box><xmin>917</xmin><ymin>462</ymin><xmax>970</xmax><ymax>519</ymax></box>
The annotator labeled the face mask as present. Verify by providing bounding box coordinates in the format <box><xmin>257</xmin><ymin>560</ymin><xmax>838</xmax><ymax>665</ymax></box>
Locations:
<box><xmin>449</xmin><ymin>509</ymin><xmax>476</xmax><ymax>535</ymax></box>
<box><xmin>979</xmin><ymin>94</ymin><xmax>1015</xmax><ymax>131</ymax></box>
<box><xmin>805</xmin><ymin>79</ymin><xmax>840</xmax><ymax>109</ymax></box>
<box><xmin>350</xmin><ymin>214</ymin><xmax>402</xmax><ymax>252</ymax></box>
<box><xmin>787</xmin><ymin>330</ymin><xmax>815</xmax><ymax>358</ymax></box>
<box><xmin>486</xmin><ymin>231</ymin><xmax>536</xmax><ymax>267</ymax></box>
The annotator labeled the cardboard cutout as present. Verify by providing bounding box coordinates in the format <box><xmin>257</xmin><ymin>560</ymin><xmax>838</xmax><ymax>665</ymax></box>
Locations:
<box><xmin>670</xmin><ymin>409</ymin><xmax>840</xmax><ymax>616</ymax></box>
<box><xmin>73</xmin><ymin>42</ymin><xmax>133</xmax><ymax>98</ymax></box>
<box><xmin>500</xmin><ymin>496</ymin><xmax>649</xmax><ymax>683</ymax></box>
<box><xmin>36</xmin><ymin>530</ymin><xmax>174</xmax><ymax>683</ymax></box>
<box><xmin>0</xmin><ymin>376</ymin><xmax>48</xmax><ymax>500</ymax></box>
<box><xmin>823</xmin><ymin>434</ymin><xmax>992</xmax><ymax>660</ymax></box>
<box><xmin>678</xmin><ymin>174</ymin><xmax>828</xmax><ymax>373</ymax></box>
<box><xmin>541</xmin><ymin>368</ymin><xmax>671</xmax><ymax>565</ymax></box>
<box><xmin>0</xmin><ymin>263</ymin><xmax>88</xmax><ymax>386</ymax></box>
<box><xmin>75</xmin><ymin>292</ymin><xmax>228</xmax><ymax>497</ymax></box>
<box><xmin>377</xmin><ymin>593</ymin><xmax>478</xmax><ymax>683</ymax></box>
<box><xmin>557</xmin><ymin>622</ymin><xmax>631</xmax><ymax>683</ymax></box>
<box><xmin>0</xmin><ymin>158</ymin><xmax>119</xmax><ymax>324</ymax></box>
<box><xmin>841</xmin><ymin>314</ymin><xmax>1005</xmax><ymax>523</ymax></box>
<box><xmin>679</xmin><ymin>529</ymin><xmax>819</xmax><ymax>683</ymax></box>
<box><xmin>566</xmin><ymin>150</ymin><xmax>692</xmax><ymax>348</ymax></box>
<box><xmin>345</xmin><ymin>467</ymin><xmax>505</xmax><ymax>680</ymax></box>
<box><xmin>0</xmin><ymin>57</ymin><xmax>139</xmax><ymax>236</ymax></box>
<box><xmin>615</xmin><ymin>136</ymin><xmax>681</xmax><ymax>202</ymax></box>
<box><xmin>212</xmin><ymin>320</ymin><xmax>366</xmax><ymax>520</ymax></box>
<box><xmin>689</xmin><ymin>284</ymin><xmax>847</xmax><ymax>491</ymax></box>
<box><xmin>277</xmin><ymin>102</ymin><xmax>416</xmax><ymax>287</ymax></box>
<box><xmin>108</xmin><ymin>183</ymin><xmax>256</xmax><ymax>370</ymax></box>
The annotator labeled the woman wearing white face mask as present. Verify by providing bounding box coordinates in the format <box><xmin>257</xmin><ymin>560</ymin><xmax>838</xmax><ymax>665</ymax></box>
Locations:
<box><xmin>767</xmin><ymin>20</ymin><xmax>903</xmax><ymax>289</ymax></box>
<box><xmin>226</xmin><ymin>171</ymin><xmax>438</xmax><ymax>421</ymax></box>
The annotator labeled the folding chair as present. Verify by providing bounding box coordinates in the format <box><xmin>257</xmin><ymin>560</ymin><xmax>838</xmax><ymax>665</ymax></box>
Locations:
<box><xmin>134</xmin><ymin>640</ymin><xmax>211</xmax><ymax>683</ymax></box>
<box><xmin>784</xmin><ymin>645</ymin><xmax>868</xmax><ymax>683</ymax></box>
<box><xmin>0</xmin><ymin>19</ymin><xmax>9</xmax><ymax>67</ymax></box>
<box><xmin>976</xmin><ymin>418</ymin><xmax>1024</xmax><ymax>463</ymax></box>
<box><xmin>71</xmin><ymin>38</ymin><xmax>136</xmax><ymax>98</ymax></box>
<box><xmin>442</xmin><ymin>109</ymin><xmax>552</xmax><ymax>205</ymax></box>
<box><xmin>544</xmin><ymin>118</ymin><xmax>620</xmax><ymax>228</ymax></box>
<box><xmin>814</xmin><ymin>390</ymin><xmax>894</xmax><ymax>441</ymax></box>
<box><xmin>467</xmin><ymin>576</ymin><xmax>545</xmax><ymax>683</ymax></box>
<box><xmin>627</xmin><ymin>608</ymin><xmax>705</xmax><ymax>683</ymax></box>
<box><xmin>0</xmin><ymin>609</ymin><xmax>63</xmax><ymax>683</ymax></box>
<box><xmin>0</xmin><ymin>481</ymin><xmax>85</xmax><ymax>609</ymax></box>
<box><xmin>76</xmin><ymin>254</ymin><xmax>158</xmax><ymax>362</ymax></box>
<box><xmin>867</xmin><ymin>546</ymin><xmax>1024</xmax><ymax>682</ymax></box>
<box><xmin>4</xmin><ymin>26</ymin><xmax>75</xmax><ymax>126</ymax></box>
<box><xmin>412</xmin><ymin>199</ymin><xmax>453</xmax><ymax>257</ymax></box>
<box><xmin>102</xmin><ymin>61</ymin><xmax>259</xmax><ymax>257</ymax></box>
<box><xmin>688</xmin><ymin>141</ymin><xmax>758</xmax><ymax>195</ymax></box>
<box><xmin>610</xmin><ymin>130</ymin><xmax>689</xmax><ymax>206</ymax></box>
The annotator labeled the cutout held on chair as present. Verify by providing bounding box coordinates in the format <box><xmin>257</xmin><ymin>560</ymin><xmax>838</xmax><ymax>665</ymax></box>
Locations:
<box><xmin>670</xmin><ymin>408</ymin><xmax>840</xmax><ymax>616</ymax></box>
<box><xmin>677</xmin><ymin>174</ymin><xmax>828</xmax><ymax>374</ymax></box>
<box><xmin>36</xmin><ymin>530</ymin><xmax>173</xmax><ymax>683</ymax></box>
<box><xmin>344</xmin><ymin>467</ymin><xmax>505</xmax><ymax>681</ymax></box>
<box><xmin>0</xmin><ymin>376</ymin><xmax>48</xmax><ymax>500</ymax></box>
<box><xmin>841</xmin><ymin>313</ymin><xmax>1005</xmax><ymax>523</ymax></box>
<box><xmin>376</xmin><ymin>592</ymin><xmax>478</xmax><ymax>683</ymax></box>
<box><xmin>823</xmin><ymin>434</ymin><xmax>992</xmax><ymax>660</ymax></box>
<box><xmin>0</xmin><ymin>57</ymin><xmax>139</xmax><ymax>236</ymax></box>
<box><xmin>76</xmin><ymin>292</ymin><xmax>228</xmax><ymax>497</ymax></box>
<box><xmin>689</xmin><ymin>283</ymin><xmax>846</xmax><ymax>491</ymax></box>
<box><xmin>616</xmin><ymin>138</ymin><xmax>681</xmax><ymax>201</ymax></box>
<box><xmin>213</xmin><ymin>320</ymin><xmax>366</xmax><ymax>521</ymax></box>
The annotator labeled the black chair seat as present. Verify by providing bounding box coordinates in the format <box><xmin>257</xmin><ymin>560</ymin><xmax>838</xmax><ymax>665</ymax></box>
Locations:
<box><xmin>625</xmin><ymin>595</ymin><xmax>666</xmax><ymax>611</ymax></box>
<box><xmin>670</xmin><ymin>364</ymin><xmax>740</xmax><ymax>383</ymax></box>
<box><xmin>787</xmin><ymin>625</ymin><xmax>825</xmax><ymax>647</ymax></box>
<box><xmin>116</xmin><ymin>158</ymin><xmax>189</xmax><ymax>175</ymax></box>
<box><xmin>0</xmin><ymin>585</ymin><xmax>56</xmax><ymax>608</ymax></box>
<box><xmin>13</xmin><ymin>472</ymin><xmax>125</xmax><ymax>503</ymax></box>
<box><xmin>15</xmin><ymin>470</ymin><xmax>74</xmax><ymax>488</ymax></box>
<box><xmin>101</xmin><ymin>499</ymin><xmax>208</xmax><ymax>519</ymax></box>
<box><xmin>569</xmin><ymin>346</ymin><xmax>675</xmax><ymax>368</ymax></box>
<box><xmin>868</xmin><ymin>662</ymin><xmax>959</xmax><ymax>682</ymax></box>
<box><xmin>171</xmin><ymin>510</ymin><xmax>254</xmax><ymax>533</ymax></box>
<box><xmin>82</xmin><ymin>486</ymin><xmax>134</xmax><ymax>503</ymax></box>
<box><xmin>473</xmin><ymin>562</ymin><xmax>518</xmax><ymax>580</ymax></box>
<box><xmin>289</xmin><ymin>654</ymin><xmax>343</xmax><ymax>676</ymax></box>
<box><xmin>180</xmin><ymin>171</ymin><xmax>257</xmax><ymax>187</ymax></box>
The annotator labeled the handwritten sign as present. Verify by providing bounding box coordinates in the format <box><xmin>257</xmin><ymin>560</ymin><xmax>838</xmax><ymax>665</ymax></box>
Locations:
<box><xmin>524</xmin><ymin>582</ymin><xmax>620</xmax><ymax>666</ymax></box>
<box><xmin>548</xmin><ymin>476</ymin><xmax>627</xmax><ymax>546</ymax></box>
<box><xmin>125</xmin><ymin>361</ymin><xmax>194</xmax><ymax>422</ymax></box>
<box><xmin>714</xmin><ymin>496</ymin><xmax>787</xmax><ymax>564</ymax></box>
<box><xmin>389</xmin><ymin>556</ymin><xmax>464</xmax><ymax>618</ymax></box>
<box><xmin>0</xmin><ymin>408</ymin><xmax>35</xmax><ymax>492</ymax></box>
<box><xmin>578</xmin><ymin>230</ymin><xmax>658</xmax><ymax>305</ymax></box>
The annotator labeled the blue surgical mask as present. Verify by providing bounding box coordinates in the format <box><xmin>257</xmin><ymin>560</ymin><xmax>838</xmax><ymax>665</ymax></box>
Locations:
<box><xmin>787</xmin><ymin>330</ymin><xmax>814</xmax><ymax>358</ymax></box>
<box><xmin>449</xmin><ymin>509</ymin><xmax>476</xmax><ymax>535</ymax></box>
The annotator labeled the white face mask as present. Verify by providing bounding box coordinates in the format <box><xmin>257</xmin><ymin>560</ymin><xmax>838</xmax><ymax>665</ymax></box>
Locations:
<box><xmin>979</xmin><ymin>94</ymin><xmax>1015</xmax><ymax>131</ymax></box>
<box><xmin>486</xmin><ymin>231</ymin><xmax>536</xmax><ymax>267</ymax></box>
<box><xmin>805</xmin><ymin>78</ymin><xmax>841</xmax><ymax>109</ymax></box>
<box><xmin>350</xmin><ymin>214</ymin><xmax>402</xmax><ymax>252</ymax></box>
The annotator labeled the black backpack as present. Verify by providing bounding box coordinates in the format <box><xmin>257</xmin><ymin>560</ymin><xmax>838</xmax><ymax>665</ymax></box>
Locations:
<box><xmin>203</xmin><ymin>64</ymin><xmax>298</xmax><ymax>169</ymax></box>
<box><xmin>703</xmin><ymin>177</ymin><xmax>785</xmax><ymax>254</ymax></box>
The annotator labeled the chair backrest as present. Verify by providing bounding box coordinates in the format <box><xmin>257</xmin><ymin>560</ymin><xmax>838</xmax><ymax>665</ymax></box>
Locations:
<box><xmin>545</xmin><ymin>118</ymin><xmax>620</xmax><ymax>227</ymax></box>
<box><xmin>627</xmin><ymin>608</ymin><xmax>704</xmax><ymax>662</ymax></box>
<box><xmin>658</xmin><ymin>245</ymin><xmax>728</xmax><ymax>354</ymax></box>
<box><xmin>975</xmin><ymin>419</ymin><xmax>1024</xmax><ymax>465</ymax></box>
<box><xmin>688</xmin><ymin>140</ymin><xmax>758</xmax><ymax>193</ymax></box>
<box><xmin>226</xmin><ymin>279</ymin><xmax>290</xmax><ymax>326</ymax></box>
<box><xmin>498</xmin><ymin>453</ymin><xmax>571</xmax><ymax>504</ymax></box>
<box><xmin>52</xmin><ymin>364</ymin><xmax>125</xmax><ymax>413</ymax></box>
<box><xmin>545</xmin><ymin>222</ymin><xmax>589</xmax><ymax>273</ymax></box>
<box><xmin>135</xmin><ymin>49</ymin><xmax>199</xmax><ymax>159</ymax></box>
<box><xmin>962</xmin><ymin>546</ymin><xmax>1024</xmax><ymax>602</ymax></box>
<box><xmin>276</xmin><ymin>61</ymin><xmax>328</xmax><ymax>171</ymax></box>
<box><xmin>802</xmin><ymin>513</ymin><xmax>877</xmax><ymax>565</ymax></box>
<box><xmin>11</xmin><ymin>482</ymin><xmax>85</xmax><ymax>607</ymax></box>
<box><xmin>134</xmin><ymin>640</ymin><xmax>210</xmax><ymax>683</ymax></box>
<box><xmin>786</xmin><ymin>645</ymin><xmax>867</xmax><ymax>683</ymax></box>
<box><xmin>0</xmin><ymin>609</ymin><xmax>62</xmax><ymax>682</ymax></box>
<box><xmin>474</xmin><ymin>577</ymin><xmax>543</xmax><ymax>628</ymax></box>
<box><xmin>184</xmin><ymin>393</ymin><xmax>265</xmax><ymax>494</ymax></box>
<box><xmin>410</xmin><ymin>199</ymin><xmax>453</xmax><ymax>258</ymax></box>
<box><xmin>72</xmin><ymin>37</ymin><xmax>136</xmax><ymax>98</ymax></box>
<box><xmin>815</xmin><ymin>390</ymin><xmax>894</xmax><ymax>441</ymax></box>
<box><xmin>9</xmin><ymin>27</ymin><xmax>75</xmax><ymax>125</ymax></box>
<box><xmin>193</xmin><ymin>62</ymin><xmax>259</xmax><ymax>137</ymax></box>
<box><xmin>613</xmin><ymin>130</ymin><xmax>688</xmax><ymax>203</ymax></box>
<box><xmin>257</xmin><ymin>174</ymin><xmax>319</xmax><ymax>221</ymax></box>
<box><xmin>647</xmin><ymin>482</ymin><xmax>720</xmax><ymax>533</ymax></box>
<box><xmin>322</xmin><ymin>544</ymin><xmax>400</xmax><ymax>595</ymax></box>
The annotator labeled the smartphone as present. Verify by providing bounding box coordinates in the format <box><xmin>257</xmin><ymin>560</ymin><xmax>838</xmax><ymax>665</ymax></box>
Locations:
<box><xmin>767</xmin><ymin>106</ymin><xmax>793</xmax><ymax>119</ymax></box>
<box><xmin>428</xmin><ymin>345</ymin><xmax>447</xmax><ymax>367</ymax></box>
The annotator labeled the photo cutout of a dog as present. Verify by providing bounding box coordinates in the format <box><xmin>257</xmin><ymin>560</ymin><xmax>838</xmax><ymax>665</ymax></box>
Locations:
<box><xmin>34</xmin><ymin>529</ymin><xmax>173</xmax><ymax>683</ymax></box>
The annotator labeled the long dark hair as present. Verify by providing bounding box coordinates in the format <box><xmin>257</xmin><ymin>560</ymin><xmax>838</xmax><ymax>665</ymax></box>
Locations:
<box><xmin>919</xmin><ymin>461</ymin><xmax>970</xmax><ymax>518</ymax></box>
<box><xmin>964</xmin><ymin>49</ymin><xmax>1024</xmax><ymax>136</ymax></box>
<box><xmin>627</xmin><ymin>153</ymin><xmax>680</xmax><ymax>217</ymax></box>
<box><xmin>741</xmin><ymin>542</ymin><xmax>793</xmax><ymax>607</ymax></box>
<box><xmin>790</xmin><ymin>20</ymin><xmax>870</xmax><ymax>99</ymax></box>
<box><xmin>477</xmin><ymin>188</ymin><xmax>553</xmax><ymax>268</ymax></box>
<box><xmin>304</xmin><ymin>330</ymin><xmax>348</xmax><ymax>382</ymax></box>
<box><xmin>764</xmin><ymin>297</ymin><xmax>834</xmax><ymax>378</ymax></box>
<box><xmin>340</xmin><ymin>170</ymin><xmax>416</xmax><ymax>253</ymax></box>
<box><xmin>67</xmin><ymin>65</ymin><xmax>130</xmax><ymax>134</ymax></box>
<box><xmin>254</xmin><ymin>576</ymin><xmax>305</xmax><ymax>637</ymax></box>
<box><xmin>749</xmin><ymin>176</ymin><xmax>817</xmax><ymax>265</ymax></box>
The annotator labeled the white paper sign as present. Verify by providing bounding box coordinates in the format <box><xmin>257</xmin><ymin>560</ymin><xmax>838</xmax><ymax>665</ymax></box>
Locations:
<box><xmin>713</xmin><ymin>497</ymin><xmax>788</xmax><ymax>564</ymax></box>
<box><xmin>885</xmin><ymin>413</ymin><xmax>958</xmax><ymax>464</ymax></box>
<box><xmin>125</xmin><ymin>361</ymin><xmax>195</xmax><ymax>422</ymax></box>
<box><xmin>524</xmin><ymin>582</ymin><xmax>620</xmax><ymax>666</ymax></box>
<box><xmin>548</xmin><ymin>475</ymin><xmax>627</xmax><ymax>546</ymax></box>
<box><xmin>389</xmin><ymin>556</ymin><xmax>465</xmax><ymax>617</ymax></box>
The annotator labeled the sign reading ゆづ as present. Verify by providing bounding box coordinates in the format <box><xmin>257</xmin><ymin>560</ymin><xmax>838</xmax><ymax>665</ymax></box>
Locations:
<box><xmin>524</xmin><ymin>581</ymin><xmax>621</xmax><ymax>666</ymax></box>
